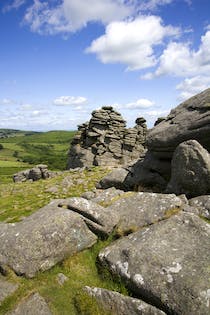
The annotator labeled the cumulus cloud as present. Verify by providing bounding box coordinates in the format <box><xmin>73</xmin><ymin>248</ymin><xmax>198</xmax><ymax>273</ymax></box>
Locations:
<box><xmin>111</xmin><ymin>98</ymin><xmax>155</xmax><ymax>110</ymax></box>
<box><xmin>23</xmin><ymin>0</ymin><xmax>133</xmax><ymax>34</ymax></box>
<box><xmin>125</xmin><ymin>98</ymin><xmax>155</xmax><ymax>109</ymax></box>
<box><xmin>176</xmin><ymin>76</ymin><xmax>210</xmax><ymax>100</ymax></box>
<box><xmin>86</xmin><ymin>16</ymin><xmax>179</xmax><ymax>70</ymax></box>
<box><xmin>53</xmin><ymin>96</ymin><xmax>87</xmax><ymax>106</ymax></box>
<box><xmin>2</xmin><ymin>0</ymin><xmax>26</xmax><ymax>13</ymax></box>
<box><xmin>141</xmin><ymin>28</ymin><xmax>210</xmax><ymax>98</ymax></box>
<box><xmin>146</xmin><ymin>29</ymin><xmax>210</xmax><ymax>78</ymax></box>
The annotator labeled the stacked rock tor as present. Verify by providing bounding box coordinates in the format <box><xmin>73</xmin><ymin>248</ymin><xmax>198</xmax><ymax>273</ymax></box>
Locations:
<box><xmin>67</xmin><ymin>106</ymin><xmax>147</xmax><ymax>168</ymax></box>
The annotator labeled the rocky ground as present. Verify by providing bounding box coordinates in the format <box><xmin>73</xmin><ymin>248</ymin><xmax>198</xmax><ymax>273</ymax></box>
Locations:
<box><xmin>0</xmin><ymin>88</ymin><xmax>210</xmax><ymax>314</ymax></box>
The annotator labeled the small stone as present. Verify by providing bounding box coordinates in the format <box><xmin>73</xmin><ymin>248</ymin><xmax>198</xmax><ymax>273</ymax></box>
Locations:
<box><xmin>56</xmin><ymin>273</ymin><xmax>69</xmax><ymax>286</ymax></box>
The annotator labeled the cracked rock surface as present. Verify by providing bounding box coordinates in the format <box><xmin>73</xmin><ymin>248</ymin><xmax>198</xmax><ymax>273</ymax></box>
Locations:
<box><xmin>98</xmin><ymin>212</ymin><xmax>210</xmax><ymax>315</ymax></box>
<box><xmin>0</xmin><ymin>200</ymin><xmax>97</xmax><ymax>278</ymax></box>
<box><xmin>85</xmin><ymin>286</ymin><xmax>166</xmax><ymax>315</ymax></box>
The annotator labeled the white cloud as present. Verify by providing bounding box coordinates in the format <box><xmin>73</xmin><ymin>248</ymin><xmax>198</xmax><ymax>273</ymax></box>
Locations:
<box><xmin>1</xmin><ymin>98</ymin><xmax>14</xmax><ymax>105</ymax></box>
<box><xmin>176</xmin><ymin>76</ymin><xmax>210</xmax><ymax>100</ymax></box>
<box><xmin>2</xmin><ymin>0</ymin><xmax>26</xmax><ymax>13</ymax></box>
<box><xmin>148</xmin><ymin>29</ymin><xmax>210</xmax><ymax>78</ymax></box>
<box><xmin>137</xmin><ymin>0</ymin><xmax>173</xmax><ymax>11</ymax></box>
<box><xmin>53</xmin><ymin>96</ymin><xmax>87</xmax><ymax>106</ymax></box>
<box><xmin>23</xmin><ymin>0</ymin><xmax>133</xmax><ymax>34</ymax></box>
<box><xmin>86</xmin><ymin>16</ymin><xmax>179</xmax><ymax>71</ymax></box>
<box><xmin>109</xmin><ymin>98</ymin><xmax>155</xmax><ymax>110</ymax></box>
<box><xmin>125</xmin><ymin>98</ymin><xmax>155</xmax><ymax>109</ymax></box>
<box><xmin>141</xmin><ymin>28</ymin><xmax>210</xmax><ymax>99</ymax></box>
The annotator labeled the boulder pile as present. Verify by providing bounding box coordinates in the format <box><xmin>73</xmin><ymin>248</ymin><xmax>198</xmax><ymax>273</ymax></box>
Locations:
<box><xmin>135</xmin><ymin>88</ymin><xmax>210</xmax><ymax>196</ymax></box>
<box><xmin>13</xmin><ymin>164</ymin><xmax>55</xmax><ymax>183</ymax></box>
<box><xmin>0</xmin><ymin>189</ymin><xmax>209</xmax><ymax>314</ymax></box>
<box><xmin>67</xmin><ymin>106</ymin><xmax>147</xmax><ymax>168</ymax></box>
<box><xmin>98</xmin><ymin>88</ymin><xmax>210</xmax><ymax>198</ymax></box>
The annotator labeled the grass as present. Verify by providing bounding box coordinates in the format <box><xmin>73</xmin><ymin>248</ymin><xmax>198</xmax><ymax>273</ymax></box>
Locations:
<box><xmin>0</xmin><ymin>167</ymin><xmax>109</xmax><ymax>223</ymax></box>
<box><xmin>0</xmin><ymin>236</ymin><xmax>127</xmax><ymax>315</ymax></box>
<box><xmin>0</xmin><ymin>130</ymin><xmax>75</xmax><ymax>177</ymax></box>
<box><xmin>0</xmin><ymin>167</ymin><xmax>129</xmax><ymax>315</ymax></box>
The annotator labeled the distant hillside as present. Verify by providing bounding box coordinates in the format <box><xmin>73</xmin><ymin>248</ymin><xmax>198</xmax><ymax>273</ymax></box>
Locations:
<box><xmin>0</xmin><ymin>129</ymin><xmax>39</xmax><ymax>138</ymax></box>
<box><xmin>0</xmin><ymin>130</ymin><xmax>75</xmax><ymax>183</ymax></box>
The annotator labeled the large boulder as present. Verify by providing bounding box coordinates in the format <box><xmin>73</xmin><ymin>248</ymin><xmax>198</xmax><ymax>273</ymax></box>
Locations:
<box><xmin>84</xmin><ymin>286</ymin><xmax>166</xmax><ymax>315</ymax></box>
<box><xmin>58</xmin><ymin>192</ymin><xmax>183</xmax><ymax>239</ymax></box>
<box><xmin>166</xmin><ymin>140</ymin><xmax>210</xmax><ymax>197</ymax></box>
<box><xmin>7</xmin><ymin>293</ymin><xmax>52</xmax><ymax>315</ymax></box>
<box><xmin>107</xmin><ymin>192</ymin><xmax>182</xmax><ymax>236</ymax></box>
<box><xmin>147</xmin><ymin>88</ymin><xmax>210</xmax><ymax>158</ymax></box>
<box><xmin>96</xmin><ymin>168</ymin><xmax>130</xmax><ymax>190</ymax></box>
<box><xmin>0</xmin><ymin>200</ymin><xmax>97</xmax><ymax>278</ymax></box>
<box><xmin>98</xmin><ymin>212</ymin><xmax>210</xmax><ymax>315</ymax></box>
<box><xmin>124</xmin><ymin>89</ymin><xmax>210</xmax><ymax>192</ymax></box>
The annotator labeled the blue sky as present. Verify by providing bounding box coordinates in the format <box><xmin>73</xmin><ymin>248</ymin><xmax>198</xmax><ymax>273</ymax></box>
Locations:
<box><xmin>0</xmin><ymin>0</ymin><xmax>210</xmax><ymax>131</ymax></box>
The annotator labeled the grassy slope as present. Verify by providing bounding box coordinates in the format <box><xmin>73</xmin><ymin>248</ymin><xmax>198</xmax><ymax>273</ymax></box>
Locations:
<box><xmin>0</xmin><ymin>168</ymin><xmax>128</xmax><ymax>315</ymax></box>
<box><xmin>0</xmin><ymin>130</ymin><xmax>127</xmax><ymax>314</ymax></box>
<box><xmin>0</xmin><ymin>130</ymin><xmax>75</xmax><ymax>183</ymax></box>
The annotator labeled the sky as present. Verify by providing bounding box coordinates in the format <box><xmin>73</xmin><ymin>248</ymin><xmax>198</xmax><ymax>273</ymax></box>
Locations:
<box><xmin>0</xmin><ymin>0</ymin><xmax>210</xmax><ymax>131</ymax></box>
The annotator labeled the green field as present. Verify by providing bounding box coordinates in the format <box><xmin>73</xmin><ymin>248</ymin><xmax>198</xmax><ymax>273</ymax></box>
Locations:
<box><xmin>0</xmin><ymin>129</ymin><xmax>75</xmax><ymax>183</ymax></box>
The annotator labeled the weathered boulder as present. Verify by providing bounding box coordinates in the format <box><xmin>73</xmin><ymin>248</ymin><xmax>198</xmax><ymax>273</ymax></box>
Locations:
<box><xmin>0</xmin><ymin>200</ymin><xmax>97</xmax><ymax>278</ymax></box>
<box><xmin>59</xmin><ymin>197</ymin><xmax>119</xmax><ymax>237</ymax></box>
<box><xmin>96</xmin><ymin>168</ymin><xmax>130</xmax><ymax>190</ymax></box>
<box><xmin>67</xmin><ymin>107</ymin><xmax>147</xmax><ymax>169</ymax></box>
<box><xmin>0</xmin><ymin>276</ymin><xmax>19</xmax><ymax>305</ymax></box>
<box><xmin>7</xmin><ymin>293</ymin><xmax>52</xmax><ymax>315</ymax></box>
<box><xmin>98</xmin><ymin>212</ymin><xmax>210</xmax><ymax>315</ymax></box>
<box><xmin>82</xmin><ymin>187</ymin><xmax>125</xmax><ymax>204</ymax></box>
<box><xmin>59</xmin><ymin>192</ymin><xmax>183</xmax><ymax>237</ymax></box>
<box><xmin>85</xmin><ymin>286</ymin><xmax>166</xmax><ymax>315</ymax></box>
<box><xmin>13</xmin><ymin>165</ymin><xmax>54</xmax><ymax>183</ymax></box>
<box><xmin>189</xmin><ymin>195</ymin><xmax>210</xmax><ymax>219</ymax></box>
<box><xmin>124</xmin><ymin>154</ymin><xmax>170</xmax><ymax>191</ymax></box>
<box><xmin>107</xmin><ymin>192</ymin><xmax>182</xmax><ymax>236</ymax></box>
<box><xmin>166</xmin><ymin>140</ymin><xmax>210</xmax><ymax>197</ymax></box>
<box><xmin>147</xmin><ymin>88</ymin><xmax>210</xmax><ymax>157</ymax></box>
<box><xmin>127</xmin><ymin>89</ymin><xmax>210</xmax><ymax>191</ymax></box>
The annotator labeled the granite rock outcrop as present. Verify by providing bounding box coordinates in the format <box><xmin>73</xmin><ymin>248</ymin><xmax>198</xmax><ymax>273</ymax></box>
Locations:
<box><xmin>13</xmin><ymin>164</ymin><xmax>55</xmax><ymax>183</ymax></box>
<box><xmin>67</xmin><ymin>106</ymin><xmax>147</xmax><ymax>169</ymax></box>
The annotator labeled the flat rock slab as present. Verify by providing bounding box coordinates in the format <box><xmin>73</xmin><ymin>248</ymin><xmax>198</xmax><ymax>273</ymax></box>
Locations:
<box><xmin>82</xmin><ymin>187</ymin><xmax>125</xmax><ymax>205</ymax></box>
<box><xmin>7</xmin><ymin>293</ymin><xmax>52</xmax><ymax>315</ymax></box>
<box><xmin>99</xmin><ymin>212</ymin><xmax>210</xmax><ymax>315</ymax></box>
<box><xmin>0</xmin><ymin>200</ymin><xmax>97</xmax><ymax>278</ymax></box>
<box><xmin>59</xmin><ymin>197</ymin><xmax>119</xmax><ymax>236</ymax></box>
<box><xmin>189</xmin><ymin>195</ymin><xmax>210</xmax><ymax>219</ymax></box>
<box><xmin>0</xmin><ymin>276</ymin><xmax>19</xmax><ymax>305</ymax></box>
<box><xmin>85</xmin><ymin>286</ymin><xmax>166</xmax><ymax>315</ymax></box>
<box><xmin>107</xmin><ymin>192</ymin><xmax>182</xmax><ymax>235</ymax></box>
